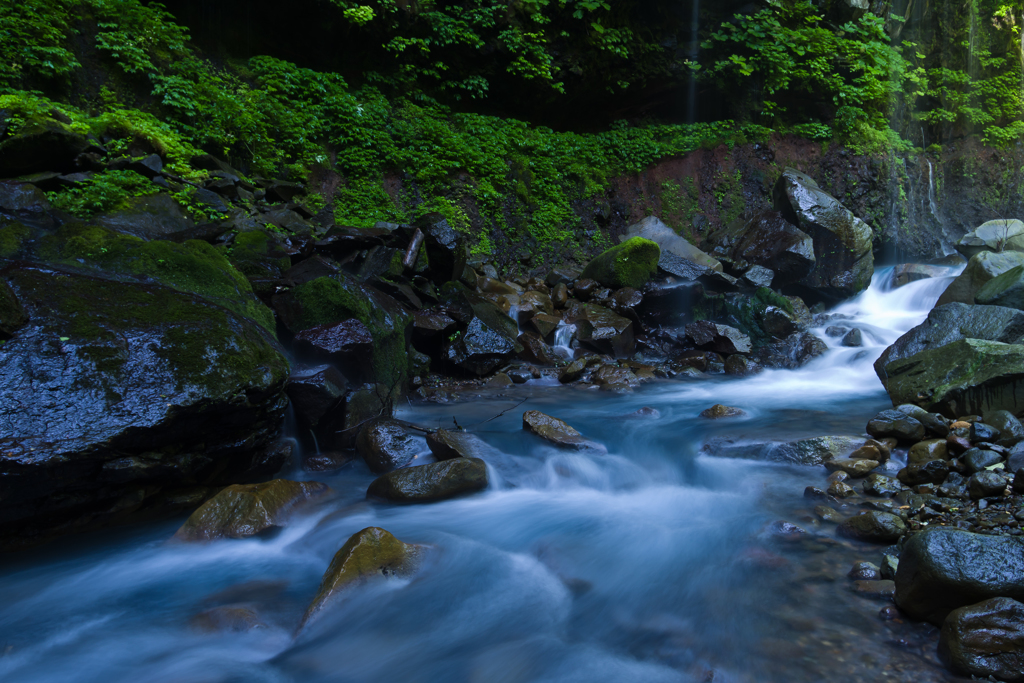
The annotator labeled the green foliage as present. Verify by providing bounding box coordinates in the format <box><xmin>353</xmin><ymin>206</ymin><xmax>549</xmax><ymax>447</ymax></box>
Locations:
<box><xmin>0</xmin><ymin>0</ymin><xmax>80</xmax><ymax>90</ymax></box>
<box><xmin>47</xmin><ymin>170</ymin><xmax>159</xmax><ymax>217</ymax></box>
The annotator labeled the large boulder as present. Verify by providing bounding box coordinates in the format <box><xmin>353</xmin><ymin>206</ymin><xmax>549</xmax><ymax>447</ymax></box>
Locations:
<box><xmin>439</xmin><ymin>283</ymin><xmax>522</xmax><ymax>375</ymax></box>
<box><xmin>773</xmin><ymin>168</ymin><xmax>873</xmax><ymax>299</ymax></box>
<box><xmin>418</xmin><ymin>214</ymin><xmax>468</xmax><ymax>285</ymax></box>
<box><xmin>273</xmin><ymin>275</ymin><xmax>411</xmax><ymax>390</ymax></box>
<box><xmin>301</xmin><ymin>527</ymin><xmax>423</xmax><ymax>626</ymax></box>
<box><xmin>0</xmin><ymin>120</ymin><xmax>91</xmax><ymax>177</ymax></box>
<box><xmin>366</xmin><ymin>458</ymin><xmax>488</xmax><ymax>502</ymax></box>
<box><xmin>579</xmin><ymin>236</ymin><xmax>660</xmax><ymax>289</ymax></box>
<box><xmin>173</xmin><ymin>480</ymin><xmax>329</xmax><ymax>541</ymax></box>
<box><xmin>939</xmin><ymin>597</ymin><xmax>1024</xmax><ymax>682</ymax></box>
<box><xmin>894</xmin><ymin>527</ymin><xmax>1024</xmax><ymax>625</ymax></box>
<box><xmin>704</xmin><ymin>210</ymin><xmax>815</xmax><ymax>284</ymax></box>
<box><xmin>426</xmin><ymin>429</ymin><xmax>489</xmax><ymax>460</ymax></box>
<box><xmin>0</xmin><ymin>263</ymin><xmax>291</xmax><ymax>546</ymax></box>
<box><xmin>955</xmin><ymin>219</ymin><xmax>1024</xmax><ymax>259</ymax></box>
<box><xmin>622</xmin><ymin>216</ymin><xmax>721</xmax><ymax>273</ymax></box>
<box><xmin>96</xmin><ymin>194</ymin><xmax>196</xmax><ymax>241</ymax></box>
<box><xmin>572</xmin><ymin>303</ymin><xmax>635</xmax><ymax>358</ymax></box>
<box><xmin>875</xmin><ymin>303</ymin><xmax>1024</xmax><ymax>387</ymax></box>
<box><xmin>937</xmin><ymin>250</ymin><xmax>1024</xmax><ymax>306</ymax></box>
<box><xmin>975</xmin><ymin>264</ymin><xmax>1024</xmax><ymax>310</ymax></box>
<box><xmin>882</xmin><ymin>338</ymin><xmax>1024</xmax><ymax>417</ymax></box>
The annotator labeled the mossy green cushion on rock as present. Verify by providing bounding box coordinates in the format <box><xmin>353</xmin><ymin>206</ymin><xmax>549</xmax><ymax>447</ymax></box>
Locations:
<box><xmin>579</xmin><ymin>237</ymin><xmax>660</xmax><ymax>289</ymax></box>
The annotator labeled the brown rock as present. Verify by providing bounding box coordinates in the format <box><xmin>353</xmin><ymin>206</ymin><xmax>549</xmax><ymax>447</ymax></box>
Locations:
<box><xmin>699</xmin><ymin>404</ymin><xmax>745</xmax><ymax>419</ymax></box>
<box><xmin>174</xmin><ymin>480</ymin><xmax>330</xmax><ymax>541</ymax></box>
<box><xmin>939</xmin><ymin>597</ymin><xmax>1024</xmax><ymax>682</ymax></box>
<box><xmin>522</xmin><ymin>410</ymin><xmax>604</xmax><ymax>451</ymax></box>
<box><xmin>824</xmin><ymin>458</ymin><xmax>879</xmax><ymax>478</ymax></box>
<box><xmin>908</xmin><ymin>438</ymin><xmax>949</xmax><ymax>465</ymax></box>
<box><xmin>426</xmin><ymin>429</ymin><xmax>488</xmax><ymax>460</ymax></box>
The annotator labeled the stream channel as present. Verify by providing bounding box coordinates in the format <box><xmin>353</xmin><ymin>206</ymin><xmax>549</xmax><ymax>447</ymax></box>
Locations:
<box><xmin>0</xmin><ymin>268</ymin><xmax>970</xmax><ymax>683</ymax></box>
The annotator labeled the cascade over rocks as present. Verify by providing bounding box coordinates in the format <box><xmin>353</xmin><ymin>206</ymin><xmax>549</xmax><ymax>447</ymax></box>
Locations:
<box><xmin>772</xmin><ymin>168</ymin><xmax>874</xmax><ymax>300</ymax></box>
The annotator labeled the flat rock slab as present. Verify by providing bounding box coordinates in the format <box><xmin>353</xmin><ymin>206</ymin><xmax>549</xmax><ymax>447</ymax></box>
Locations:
<box><xmin>522</xmin><ymin>410</ymin><xmax>606</xmax><ymax>452</ymax></box>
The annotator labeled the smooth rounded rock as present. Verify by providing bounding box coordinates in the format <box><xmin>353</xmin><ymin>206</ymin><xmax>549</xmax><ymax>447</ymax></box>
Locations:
<box><xmin>837</xmin><ymin>511</ymin><xmax>907</xmax><ymax>543</ymax></box>
<box><xmin>963</xmin><ymin>448</ymin><xmax>1003</xmax><ymax>474</ymax></box>
<box><xmin>898</xmin><ymin>460</ymin><xmax>950</xmax><ymax>486</ymax></box>
<box><xmin>522</xmin><ymin>410</ymin><xmax>604</xmax><ymax>451</ymax></box>
<box><xmin>367</xmin><ymin>458</ymin><xmax>488</xmax><ymax>502</ymax></box>
<box><xmin>968</xmin><ymin>471</ymin><xmax>1007</xmax><ymax>499</ymax></box>
<box><xmin>825</xmin><ymin>458</ymin><xmax>878</xmax><ymax>478</ymax></box>
<box><xmin>699</xmin><ymin>404</ymin><xmax>744</xmax><ymax>419</ymax></box>
<box><xmin>356</xmin><ymin>418</ymin><xmax>419</xmax><ymax>473</ymax></box>
<box><xmin>908</xmin><ymin>439</ymin><xmax>948</xmax><ymax>465</ymax></box>
<box><xmin>939</xmin><ymin>597</ymin><xmax>1024</xmax><ymax>681</ymax></box>
<box><xmin>867</xmin><ymin>410</ymin><xmax>926</xmax><ymax>442</ymax></box>
<box><xmin>174</xmin><ymin>480</ymin><xmax>330</xmax><ymax>541</ymax></box>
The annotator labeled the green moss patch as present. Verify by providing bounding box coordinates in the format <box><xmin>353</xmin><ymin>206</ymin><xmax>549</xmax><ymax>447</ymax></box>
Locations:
<box><xmin>579</xmin><ymin>237</ymin><xmax>660</xmax><ymax>289</ymax></box>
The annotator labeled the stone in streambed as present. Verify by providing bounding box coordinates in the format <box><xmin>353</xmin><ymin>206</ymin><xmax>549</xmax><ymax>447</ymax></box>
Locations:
<box><xmin>897</xmin><ymin>404</ymin><xmax>950</xmax><ymax>437</ymax></box>
<box><xmin>699</xmin><ymin>404</ymin><xmax>744</xmax><ymax>419</ymax></box>
<box><xmin>848</xmin><ymin>561</ymin><xmax>881</xmax><ymax>580</ymax></box>
<box><xmin>985</xmin><ymin>409</ymin><xmax>1024</xmax><ymax>447</ymax></box>
<box><xmin>895</xmin><ymin>528</ymin><xmax>1024</xmax><ymax>625</ymax></box>
<box><xmin>938</xmin><ymin>597</ymin><xmax>1024</xmax><ymax>682</ymax></box>
<box><xmin>866</xmin><ymin>409</ymin><xmax>925</xmax><ymax>442</ymax></box>
<box><xmin>522</xmin><ymin>410</ymin><xmax>604</xmax><ymax>451</ymax></box>
<box><xmin>828</xmin><ymin>480</ymin><xmax>857</xmax><ymax>499</ymax></box>
<box><xmin>426</xmin><ymin>429</ymin><xmax>488</xmax><ymax>460</ymax></box>
<box><xmin>837</xmin><ymin>511</ymin><xmax>906</xmax><ymax>543</ymax></box>
<box><xmin>356</xmin><ymin>418</ymin><xmax>419</xmax><ymax>473</ymax></box>
<box><xmin>825</xmin><ymin>458</ymin><xmax>878</xmax><ymax>478</ymax></box>
<box><xmin>302</xmin><ymin>527</ymin><xmax>423</xmax><ymax>627</ymax></box>
<box><xmin>968</xmin><ymin>471</ymin><xmax>1007</xmax><ymax>499</ymax></box>
<box><xmin>815</xmin><ymin>506</ymin><xmax>842</xmax><ymax>523</ymax></box>
<box><xmin>174</xmin><ymin>480</ymin><xmax>330</xmax><ymax>541</ymax></box>
<box><xmin>963</xmin><ymin>448</ymin><xmax>1003</xmax><ymax>474</ymax></box>
<box><xmin>898</xmin><ymin>460</ymin><xmax>950</xmax><ymax>486</ymax></box>
<box><xmin>862</xmin><ymin>473</ymin><xmax>903</xmax><ymax>497</ymax></box>
<box><xmin>908</xmin><ymin>439</ymin><xmax>948</xmax><ymax>464</ymax></box>
<box><xmin>367</xmin><ymin>458</ymin><xmax>488</xmax><ymax>502</ymax></box>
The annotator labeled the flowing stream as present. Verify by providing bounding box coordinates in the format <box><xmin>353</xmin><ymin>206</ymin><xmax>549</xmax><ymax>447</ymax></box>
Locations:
<box><xmin>0</xmin><ymin>268</ymin><xmax>967</xmax><ymax>683</ymax></box>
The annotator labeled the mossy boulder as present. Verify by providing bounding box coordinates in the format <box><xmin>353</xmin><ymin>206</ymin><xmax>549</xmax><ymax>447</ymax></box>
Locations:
<box><xmin>302</xmin><ymin>527</ymin><xmax>424</xmax><ymax>627</ymax></box>
<box><xmin>37</xmin><ymin>223</ymin><xmax>275</xmax><ymax>331</ymax></box>
<box><xmin>0</xmin><ymin>263</ymin><xmax>291</xmax><ymax>546</ymax></box>
<box><xmin>937</xmin><ymin>251</ymin><xmax>1024</xmax><ymax>306</ymax></box>
<box><xmin>225</xmin><ymin>229</ymin><xmax>294</xmax><ymax>297</ymax></box>
<box><xmin>883</xmin><ymin>338</ymin><xmax>1024</xmax><ymax>418</ymax></box>
<box><xmin>975</xmin><ymin>265</ymin><xmax>1024</xmax><ymax>310</ymax></box>
<box><xmin>367</xmin><ymin>458</ymin><xmax>489</xmax><ymax>502</ymax></box>
<box><xmin>174</xmin><ymin>479</ymin><xmax>330</xmax><ymax>541</ymax></box>
<box><xmin>579</xmin><ymin>237</ymin><xmax>660</xmax><ymax>289</ymax></box>
<box><xmin>0</xmin><ymin>120</ymin><xmax>91</xmax><ymax>177</ymax></box>
<box><xmin>95</xmin><ymin>194</ymin><xmax>195</xmax><ymax>240</ymax></box>
<box><xmin>273</xmin><ymin>275</ymin><xmax>412</xmax><ymax>390</ymax></box>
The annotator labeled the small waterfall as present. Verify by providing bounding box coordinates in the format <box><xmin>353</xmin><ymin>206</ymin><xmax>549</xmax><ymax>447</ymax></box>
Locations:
<box><xmin>926</xmin><ymin>159</ymin><xmax>941</xmax><ymax>222</ymax></box>
<box><xmin>553</xmin><ymin>322</ymin><xmax>576</xmax><ymax>359</ymax></box>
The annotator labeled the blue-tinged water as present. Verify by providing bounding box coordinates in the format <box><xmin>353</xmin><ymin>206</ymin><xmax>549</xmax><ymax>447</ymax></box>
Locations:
<box><xmin>0</xmin><ymin>268</ymin><xmax>966</xmax><ymax>683</ymax></box>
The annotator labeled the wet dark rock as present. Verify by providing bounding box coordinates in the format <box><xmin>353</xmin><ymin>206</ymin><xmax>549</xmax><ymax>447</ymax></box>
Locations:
<box><xmin>741</xmin><ymin>265</ymin><xmax>775</xmax><ymax>288</ymax></box>
<box><xmin>699</xmin><ymin>404</ymin><xmax>744</xmax><ymax>419</ymax></box>
<box><xmin>325</xmin><ymin>383</ymin><xmax>394</xmax><ymax>450</ymax></box>
<box><xmin>750</xmin><ymin>330</ymin><xmax>828</xmax><ymax>369</ymax></box>
<box><xmin>724</xmin><ymin>354</ymin><xmax>761</xmax><ymax>376</ymax></box>
<box><xmin>518</xmin><ymin>331</ymin><xmax>561</xmax><ymax>366</ymax></box>
<box><xmin>848</xmin><ymin>561</ymin><xmax>881</xmax><ymax>580</ymax></box>
<box><xmin>426</xmin><ymin>429</ymin><xmax>488</xmax><ymax>461</ymax></box>
<box><xmin>883</xmin><ymin>339</ymin><xmax>1024</xmax><ymax>418</ymax></box>
<box><xmin>863</xmin><ymin>474</ymin><xmax>903</xmax><ymax>497</ymax></box>
<box><xmin>840</xmin><ymin>328</ymin><xmax>863</xmax><ymax>347</ymax></box>
<box><xmin>880</xmin><ymin>554</ymin><xmax>899</xmax><ymax>580</ymax></box>
<box><xmin>894</xmin><ymin>527</ymin><xmax>1024</xmax><ymax>625</ymax></box>
<box><xmin>866</xmin><ymin>410</ymin><xmax>926</xmax><ymax>442</ymax></box>
<box><xmin>523</xmin><ymin>410</ymin><xmax>603</xmax><ymax>451</ymax></box>
<box><xmin>622</xmin><ymin>216</ymin><xmax>719</xmax><ymax>274</ymax></box>
<box><xmin>419</xmin><ymin>214</ymin><xmax>468</xmax><ymax>285</ymax></box>
<box><xmin>828</xmin><ymin>480</ymin><xmax>857</xmax><ymax>498</ymax></box>
<box><xmin>356</xmin><ymin>418</ymin><xmax>419</xmax><ymax>473</ymax></box>
<box><xmin>572</xmin><ymin>303</ymin><xmax>634</xmax><ymax>358</ymax></box>
<box><xmin>507</xmin><ymin>367</ymin><xmax>533</xmax><ymax>384</ymax></box>
<box><xmin>286</xmin><ymin>365</ymin><xmax>349</xmax><ymax>431</ymax></box>
<box><xmin>0</xmin><ymin>120</ymin><xmax>91</xmax><ymax>176</ymax></box>
<box><xmin>908</xmin><ymin>439</ymin><xmax>948</xmax><ymax>465</ymax></box>
<box><xmin>704</xmin><ymin>209</ymin><xmax>815</xmax><ymax>284</ymax></box>
<box><xmin>985</xmin><ymin>410</ymin><xmax>1024</xmax><ymax>447</ymax></box>
<box><xmin>939</xmin><ymin>597</ymin><xmax>1024</xmax><ymax>682</ymax></box>
<box><xmin>685</xmin><ymin>320</ymin><xmax>751</xmax><ymax>354</ymax></box>
<box><xmin>304</xmin><ymin>451</ymin><xmax>357</xmax><ymax>472</ymax></box>
<box><xmin>0</xmin><ymin>263</ymin><xmax>290</xmax><ymax>544</ymax></box>
<box><xmin>963</xmin><ymin>448</ymin><xmax>1003</xmax><ymax>474</ymax></box>
<box><xmin>1008</xmin><ymin>442</ymin><xmax>1024</xmax><ymax>473</ymax></box>
<box><xmin>853</xmin><ymin>580</ymin><xmax>896</xmax><ymax>598</ymax></box>
<box><xmin>772</xmin><ymin>168</ymin><xmax>873</xmax><ymax>300</ymax></box>
<box><xmin>875</xmin><ymin>303</ymin><xmax>1024</xmax><ymax>387</ymax></box>
<box><xmin>551</xmin><ymin>282</ymin><xmax>569</xmax><ymax>308</ymax></box>
<box><xmin>704</xmin><ymin>435</ymin><xmax>859</xmax><ymax>466</ymax></box>
<box><xmin>95</xmin><ymin>194</ymin><xmax>196</xmax><ymax>240</ymax></box>
<box><xmin>530</xmin><ymin>312</ymin><xmax>561</xmax><ymax>338</ymax></box>
<box><xmin>0</xmin><ymin>182</ymin><xmax>50</xmax><ymax>217</ymax></box>
<box><xmin>624</xmin><ymin>406</ymin><xmax>661</xmax><ymax>419</ymax></box>
<box><xmin>896</xmin><ymin>404</ymin><xmax>950</xmax><ymax>437</ymax></box>
<box><xmin>763</xmin><ymin>520</ymin><xmax>808</xmax><ymax>542</ymax></box>
<box><xmin>293</xmin><ymin>319</ymin><xmax>374</xmax><ymax>371</ymax></box>
<box><xmin>898</xmin><ymin>460</ymin><xmax>951</xmax><ymax>486</ymax></box>
<box><xmin>968</xmin><ymin>471</ymin><xmax>1007</xmax><ymax>499</ymax></box>
<box><xmin>970</xmin><ymin>422</ymin><xmax>1000</xmax><ymax>443</ymax></box>
<box><xmin>850</xmin><ymin>441</ymin><xmax>888</xmax><ymax>464</ymax></box>
<box><xmin>838</xmin><ymin>511</ymin><xmax>907</xmax><ymax>543</ymax></box>
<box><xmin>302</xmin><ymin>527</ymin><xmax>423</xmax><ymax>626</ymax></box>
<box><xmin>825</xmin><ymin>458</ymin><xmax>878</xmax><ymax>478</ymax></box>
<box><xmin>947</xmin><ymin>434</ymin><xmax>972</xmax><ymax>456</ymax></box>
<box><xmin>367</xmin><ymin>458</ymin><xmax>488</xmax><ymax>502</ymax></box>
<box><xmin>815</xmin><ymin>506</ymin><xmax>842</xmax><ymax>523</ymax></box>
<box><xmin>174</xmin><ymin>480</ymin><xmax>329</xmax><ymax>541</ymax></box>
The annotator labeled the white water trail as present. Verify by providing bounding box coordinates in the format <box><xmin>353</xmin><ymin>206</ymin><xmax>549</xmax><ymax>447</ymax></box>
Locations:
<box><xmin>553</xmin><ymin>321</ymin><xmax>576</xmax><ymax>360</ymax></box>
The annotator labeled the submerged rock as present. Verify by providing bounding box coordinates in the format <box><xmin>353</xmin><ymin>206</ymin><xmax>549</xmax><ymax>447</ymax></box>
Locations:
<box><xmin>894</xmin><ymin>527</ymin><xmax>1024</xmax><ymax>625</ymax></box>
<box><xmin>302</xmin><ymin>527</ymin><xmax>423</xmax><ymax>626</ymax></box>
<box><xmin>367</xmin><ymin>458</ymin><xmax>488</xmax><ymax>502</ymax></box>
<box><xmin>702</xmin><ymin>436</ymin><xmax>860</xmax><ymax>466</ymax></box>
<box><xmin>190</xmin><ymin>606</ymin><xmax>267</xmax><ymax>633</ymax></box>
<box><xmin>699</xmin><ymin>404</ymin><xmax>744</xmax><ymax>419</ymax></box>
<box><xmin>174</xmin><ymin>480</ymin><xmax>330</xmax><ymax>541</ymax></box>
<box><xmin>579</xmin><ymin>236</ymin><xmax>661</xmax><ymax>289</ymax></box>
<box><xmin>939</xmin><ymin>597</ymin><xmax>1024</xmax><ymax>682</ymax></box>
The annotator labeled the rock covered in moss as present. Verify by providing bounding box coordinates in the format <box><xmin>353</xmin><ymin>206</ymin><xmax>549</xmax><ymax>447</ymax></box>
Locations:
<box><xmin>367</xmin><ymin>458</ymin><xmax>488</xmax><ymax>502</ymax></box>
<box><xmin>773</xmin><ymin>168</ymin><xmax>873</xmax><ymax>300</ymax></box>
<box><xmin>975</xmin><ymin>264</ymin><xmax>1024</xmax><ymax>310</ymax></box>
<box><xmin>579</xmin><ymin>236</ymin><xmax>660</xmax><ymax>289</ymax></box>
<box><xmin>0</xmin><ymin>262</ymin><xmax>291</xmax><ymax>546</ymax></box>
<box><xmin>174</xmin><ymin>479</ymin><xmax>330</xmax><ymax>541</ymax></box>
<box><xmin>938</xmin><ymin>251</ymin><xmax>1024</xmax><ymax>306</ymax></box>
<box><xmin>623</xmin><ymin>216</ymin><xmax>721</xmax><ymax>273</ymax></box>
<box><xmin>95</xmin><ymin>194</ymin><xmax>195</xmax><ymax>240</ymax></box>
<box><xmin>302</xmin><ymin>527</ymin><xmax>424</xmax><ymax>626</ymax></box>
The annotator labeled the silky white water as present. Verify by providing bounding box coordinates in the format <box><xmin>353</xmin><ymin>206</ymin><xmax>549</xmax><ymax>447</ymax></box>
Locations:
<box><xmin>0</xmin><ymin>267</ymin><xmax>961</xmax><ymax>683</ymax></box>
